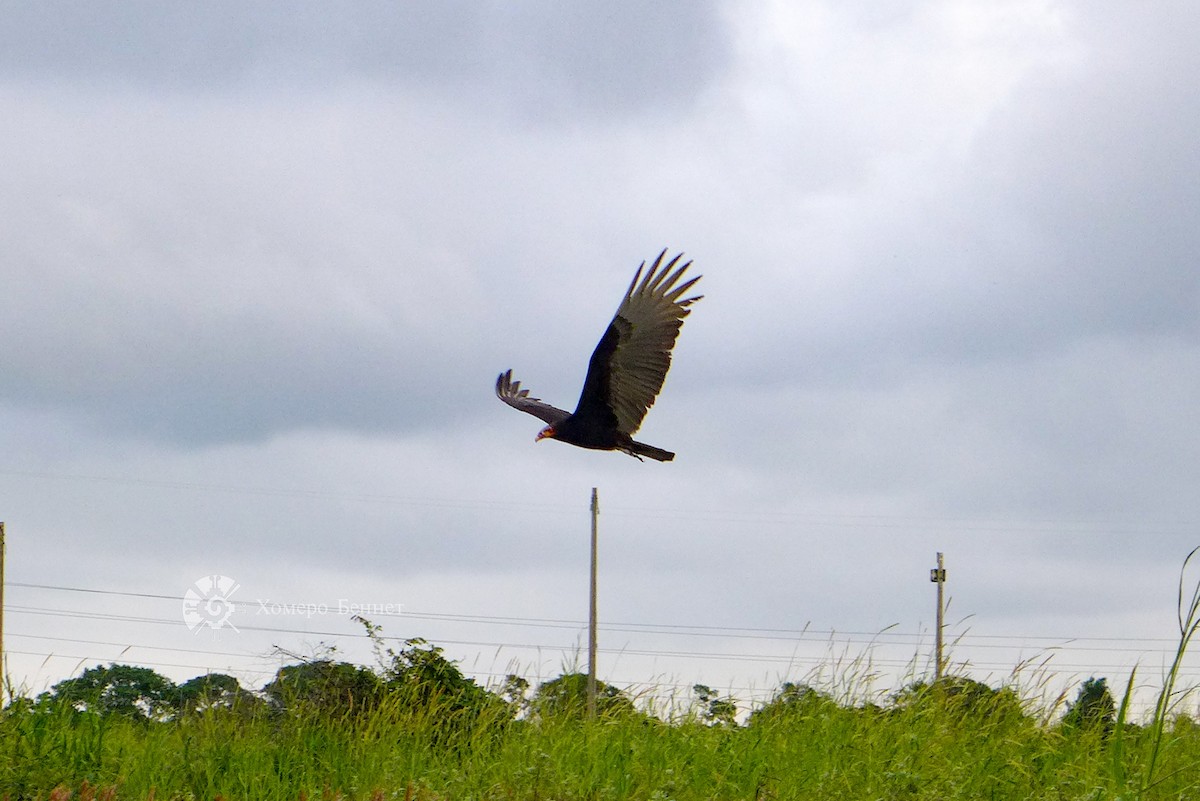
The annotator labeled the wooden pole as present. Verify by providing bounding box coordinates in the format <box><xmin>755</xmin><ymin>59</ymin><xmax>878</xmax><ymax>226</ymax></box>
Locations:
<box><xmin>0</xmin><ymin>522</ymin><xmax>5</xmax><ymax>701</ymax></box>
<box><xmin>931</xmin><ymin>551</ymin><xmax>945</xmax><ymax>680</ymax></box>
<box><xmin>587</xmin><ymin>488</ymin><xmax>598</xmax><ymax>718</ymax></box>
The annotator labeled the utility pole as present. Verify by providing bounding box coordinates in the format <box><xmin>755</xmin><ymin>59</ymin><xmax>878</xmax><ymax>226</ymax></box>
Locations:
<box><xmin>587</xmin><ymin>488</ymin><xmax>598</xmax><ymax>718</ymax></box>
<box><xmin>930</xmin><ymin>551</ymin><xmax>946</xmax><ymax>680</ymax></box>
<box><xmin>0</xmin><ymin>522</ymin><xmax>5</xmax><ymax>701</ymax></box>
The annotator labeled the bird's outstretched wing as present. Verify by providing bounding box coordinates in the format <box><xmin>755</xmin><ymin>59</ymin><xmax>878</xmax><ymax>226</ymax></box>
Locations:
<box><xmin>495</xmin><ymin>369</ymin><xmax>571</xmax><ymax>426</ymax></box>
<box><xmin>573</xmin><ymin>250</ymin><xmax>703</xmax><ymax>436</ymax></box>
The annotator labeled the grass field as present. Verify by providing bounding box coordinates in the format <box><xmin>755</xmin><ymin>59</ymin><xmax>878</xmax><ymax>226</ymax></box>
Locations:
<box><xmin>4</xmin><ymin>665</ymin><xmax>1200</xmax><ymax>801</ymax></box>
<box><xmin>6</xmin><ymin>551</ymin><xmax>1199</xmax><ymax>800</ymax></box>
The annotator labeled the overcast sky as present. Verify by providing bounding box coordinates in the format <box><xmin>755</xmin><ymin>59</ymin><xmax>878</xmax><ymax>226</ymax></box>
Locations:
<box><xmin>3</xmin><ymin>0</ymin><xmax>1199</xmax><ymax>715</ymax></box>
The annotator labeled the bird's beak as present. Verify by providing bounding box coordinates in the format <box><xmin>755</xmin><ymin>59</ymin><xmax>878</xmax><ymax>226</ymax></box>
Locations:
<box><xmin>536</xmin><ymin>426</ymin><xmax>555</xmax><ymax>442</ymax></box>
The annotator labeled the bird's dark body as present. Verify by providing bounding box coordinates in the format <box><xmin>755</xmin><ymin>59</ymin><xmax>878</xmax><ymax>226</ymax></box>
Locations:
<box><xmin>558</xmin><ymin>321</ymin><xmax>677</xmax><ymax>460</ymax></box>
<box><xmin>495</xmin><ymin>251</ymin><xmax>701</xmax><ymax>462</ymax></box>
<box><xmin>567</xmin><ymin>323</ymin><xmax>622</xmax><ymax>437</ymax></box>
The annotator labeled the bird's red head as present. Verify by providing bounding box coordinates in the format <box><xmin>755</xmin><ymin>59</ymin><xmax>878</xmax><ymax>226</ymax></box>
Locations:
<box><xmin>536</xmin><ymin>425</ymin><xmax>557</xmax><ymax>442</ymax></box>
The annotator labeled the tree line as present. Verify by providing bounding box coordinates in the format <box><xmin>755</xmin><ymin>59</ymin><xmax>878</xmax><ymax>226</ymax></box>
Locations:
<box><xmin>8</xmin><ymin>631</ymin><xmax>1121</xmax><ymax>735</ymax></box>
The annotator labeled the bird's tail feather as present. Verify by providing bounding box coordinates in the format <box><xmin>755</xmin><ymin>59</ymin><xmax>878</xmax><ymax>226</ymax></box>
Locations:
<box><xmin>628</xmin><ymin>440</ymin><xmax>675</xmax><ymax>462</ymax></box>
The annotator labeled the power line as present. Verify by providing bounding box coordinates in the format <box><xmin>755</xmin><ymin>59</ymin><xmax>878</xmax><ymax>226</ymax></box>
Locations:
<box><xmin>5</xmin><ymin>605</ymin><xmax>1194</xmax><ymax>677</ymax></box>
<box><xmin>4</xmin><ymin>649</ymin><xmax>266</xmax><ymax>676</ymax></box>
<box><xmin>7</xmin><ymin>631</ymin><xmax>279</xmax><ymax>661</ymax></box>
<box><xmin>9</xmin><ymin>581</ymin><xmax>1194</xmax><ymax>646</ymax></box>
<box><xmin>9</xmin><ymin>636</ymin><xmax>1188</xmax><ymax>683</ymax></box>
<box><xmin>8</xmin><ymin>599</ymin><xmax>1191</xmax><ymax>656</ymax></box>
<box><xmin>7</xmin><ymin>582</ymin><xmax>1199</xmax><ymax>704</ymax></box>
<box><xmin>13</xmin><ymin>582</ymin><xmax>181</xmax><ymax>601</ymax></box>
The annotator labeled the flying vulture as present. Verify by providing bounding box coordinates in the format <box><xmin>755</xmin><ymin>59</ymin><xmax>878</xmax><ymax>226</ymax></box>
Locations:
<box><xmin>496</xmin><ymin>250</ymin><xmax>702</xmax><ymax>461</ymax></box>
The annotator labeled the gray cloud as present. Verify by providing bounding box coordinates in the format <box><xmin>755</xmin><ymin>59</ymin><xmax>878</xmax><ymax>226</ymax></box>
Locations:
<box><xmin>0</xmin><ymin>1</ymin><xmax>730</xmax><ymax>119</ymax></box>
<box><xmin>2</xmin><ymin>1</ymin><xmax>1199</xmax><ymax>703</ymax></box>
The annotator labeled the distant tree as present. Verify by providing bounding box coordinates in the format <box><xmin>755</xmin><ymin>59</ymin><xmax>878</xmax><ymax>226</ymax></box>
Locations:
<box><xmin>46</xmin><ymin>664</ymin><xmax>177</xmax><ymax>721</ymax></box>
<box><xmin>747</xmin><ymin>682</ymin><xmax>836</xmax><ymax>726</ymax></box>
<box><xmin>892</xmin><ymin>676</ymin><xmax>1025</xmax><ymax>722</ymax></box>
<box><xmin>263</xmin><ymin>660</ymin><xmax>383</xmax><ymax>715</ymax></box>
<box><xmin>2</xmin><ymin>696</ymin><xmax>35</xmax><ymax>718</ymax></box>
<box><xmin>353</xmin><ymin>618</ymin><xmax>503</xmax><ymax>720</ymax></box>
<box><xmin>692</xmin><ymin>684</ymin><xmax>738</xmax><ymax>726</ymax></box>
<box><xmin>175</xmin><ymin>673</ymin><xmax>259</xmax><ymax>715</ymax></box>
<box><xmin>499</xmin><ymin>673</ymin><xmax>531</xmax><ymax>717</ymax></box>
<box><xmin>382</xmin><ymin>638</ymin><xmax>503</xmax><ymax>719</ymax></box>
<box><xmin>1062</xmin><ymin>677</ymin><xmax>1115</xmax><ymax>735</ymax></box>
<box><xmin>531</xmin><ymin>673</ymin><xmax>641</xmax><ymax>720</ymax></box>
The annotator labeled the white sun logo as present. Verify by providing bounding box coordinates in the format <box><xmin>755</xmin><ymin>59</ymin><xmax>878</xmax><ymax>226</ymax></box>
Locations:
<box><xmin>182</xmin><ymin>574</ymin><xmax>240</xmax><ymax>632</ymax></box>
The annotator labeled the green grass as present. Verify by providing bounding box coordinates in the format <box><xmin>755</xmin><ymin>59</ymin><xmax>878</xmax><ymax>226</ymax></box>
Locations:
<box><xmin>4</xmin><ymin>682</ymin><xmax>1200</xmax><ymax>801</ymax></box>
<box><xmin>8</xmin><ymin>552</ymin><xmax>1200</xmax><ymax>800</ymax></box>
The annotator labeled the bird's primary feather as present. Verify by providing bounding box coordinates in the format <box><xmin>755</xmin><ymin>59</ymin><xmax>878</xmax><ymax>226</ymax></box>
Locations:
<box><xmin>494</xmin><ymin>370</ymin><xmax>570</xmax><ymax>425</ymax></box>
<box><xmin>588</xmin><ymin>251</ymin><xmax>702</xmax><ymax>435</ymax></box>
